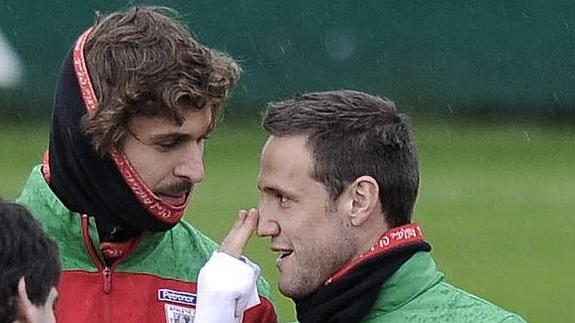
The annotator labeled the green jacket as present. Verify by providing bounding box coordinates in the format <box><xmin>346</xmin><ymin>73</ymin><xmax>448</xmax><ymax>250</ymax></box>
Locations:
<box><xmin>361</xmin><ymin>252</ymin><xmax>526</xmax><ymax>322</ymax></box>
<box><xmin>18</xmin><ymin>165</ymin><xmax>278</xmax><ymax>323</ymax></box>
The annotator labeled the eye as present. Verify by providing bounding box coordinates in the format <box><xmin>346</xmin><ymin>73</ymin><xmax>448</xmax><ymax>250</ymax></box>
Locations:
<box><xmin>277</xmin><ymin>194</ymin><xmax>289</xmax><ymax>205</ymax></box>
<box><xmin>156</xmin><ymin>138</ymin><xmax>184</xmax><ymax>151</ymax></box>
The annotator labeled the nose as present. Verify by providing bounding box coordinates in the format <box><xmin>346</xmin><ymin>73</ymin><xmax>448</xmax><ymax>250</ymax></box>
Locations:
<box><xmin>256</xmin><ymin>201</ymin><xmax>280</xmax><ymax>237</ymax></box>
<box><xmin>173</xmin><ymin>143</ymin><xmax>205</xmax><ymax>183</ymax></box>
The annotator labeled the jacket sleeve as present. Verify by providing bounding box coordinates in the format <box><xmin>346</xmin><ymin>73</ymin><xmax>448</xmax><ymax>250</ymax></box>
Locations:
<box><xmin>243</xmin><ymin>296</ymin><xmax>278</xmax><ymax>323</ymax></box>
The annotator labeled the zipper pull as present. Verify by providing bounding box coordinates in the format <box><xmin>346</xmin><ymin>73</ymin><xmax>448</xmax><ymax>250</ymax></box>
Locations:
<box><xmin>103</xmin><ymin>267</ymin><xmax>112</xmax><ymax>294</ymax></box>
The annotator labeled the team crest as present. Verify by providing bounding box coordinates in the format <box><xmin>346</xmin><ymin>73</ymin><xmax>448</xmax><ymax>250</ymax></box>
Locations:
<box><xmin>164</xmin><ymin>304</ymin><xmax>195</xmax><ymax>323</ymax></box>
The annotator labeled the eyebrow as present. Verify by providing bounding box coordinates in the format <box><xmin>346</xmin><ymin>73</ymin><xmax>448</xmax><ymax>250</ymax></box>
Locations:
<box><xmin>150</xmin><ymin>123</ymin><xmax>214</xmax><ymax>140</ymax></box>
<box><xmin>148</xmin><ymin>132</ymin><xmax>190</xmax><ymax>142</ymax></box>
<box><xmin>258</xmin><ymin>184</ymin><xmax>297</xmax><ymax>199</ymax></box>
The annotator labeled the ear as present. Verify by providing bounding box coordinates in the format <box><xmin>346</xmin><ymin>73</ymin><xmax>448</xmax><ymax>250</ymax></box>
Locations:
<box><xmin>15</xmin><ymin>277</ymin><xmax>36</xmax><ymax>323</ymax></box>
<box><xmin>347</xmin><ymin>176</ymin><xmax>380</xmax><ymax>227</ymax></box>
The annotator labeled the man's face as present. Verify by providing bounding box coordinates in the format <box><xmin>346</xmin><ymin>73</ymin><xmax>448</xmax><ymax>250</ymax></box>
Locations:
<box><xmin>122</xmin><ymin>108</ymin><xmax>212</xmax><ymax>206</ymax></box>
<box><xmin>257</xmin><ymin>135</ymin><xmax>358</xmax><ymax>299</ymax></box>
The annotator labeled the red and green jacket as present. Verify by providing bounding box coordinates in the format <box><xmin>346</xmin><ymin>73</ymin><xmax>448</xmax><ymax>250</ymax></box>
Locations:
<box><xmin>18</xmin><ymin>166</ymin><xmax>278</xmax><ymax>323</ymax></box>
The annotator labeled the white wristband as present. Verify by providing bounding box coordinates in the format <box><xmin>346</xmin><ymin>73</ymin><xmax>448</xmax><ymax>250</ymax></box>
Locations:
<box><xmin>194</xmin><ymin>252</ymin><xmax>261</xmax><ymax>323</ymax></box>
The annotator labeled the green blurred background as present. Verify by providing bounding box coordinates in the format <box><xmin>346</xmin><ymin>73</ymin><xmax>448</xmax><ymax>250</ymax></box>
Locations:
<box><xmin>1</xmin><ymin>117</ymin><xmax>573</xmax><ymax>322</ymax></box>
<box><xmin>1</xmin><ymin>0</ymin><xmax>575</xmax><ymax>322</ymax></box>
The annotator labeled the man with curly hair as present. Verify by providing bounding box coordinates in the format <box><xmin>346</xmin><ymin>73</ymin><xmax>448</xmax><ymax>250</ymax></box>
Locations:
<box><xmin>17</xmin><ymin>6</ymin><xmax>277</xmax><ymax>323</ymax></box>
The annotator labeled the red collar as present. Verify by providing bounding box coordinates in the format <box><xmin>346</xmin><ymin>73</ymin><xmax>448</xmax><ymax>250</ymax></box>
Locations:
<box><xmin>326</xmin><ymin>223</ymin><xmax>425</xmax><ymax>285</ymax></box>
<box><xmin>80</xmin><ymin>214</ymin><xmax>142</xmax><ymax>267</ymax></box>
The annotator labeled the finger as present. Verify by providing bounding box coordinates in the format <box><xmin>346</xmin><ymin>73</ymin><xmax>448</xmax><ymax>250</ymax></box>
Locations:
<box><xmin>219</xmin><ymin>208</ymin><xmax>259</xmax><ymax>258</ymax></box>
<box><xmin>220</xmin><ymin>208</ymin><xmax>257</xmax><ymax>257</ymax></box>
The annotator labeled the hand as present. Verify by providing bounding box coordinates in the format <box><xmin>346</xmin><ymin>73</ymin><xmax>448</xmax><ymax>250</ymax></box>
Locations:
<box><xmin>196</xmin><ymin>208</ymin><xmax>261</xmax><ymax>323</ymax></box>
<box><xmin>219</xmin><ymin>208</ymin><xmax>259</xmax><ymax>258</ymax></box>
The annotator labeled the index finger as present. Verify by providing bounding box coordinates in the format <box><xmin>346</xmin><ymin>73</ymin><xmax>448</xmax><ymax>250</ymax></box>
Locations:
<box><xmin>219</xmin><ymin>208</ymin><xmax>259</xmax><ymax>258</ymax></box>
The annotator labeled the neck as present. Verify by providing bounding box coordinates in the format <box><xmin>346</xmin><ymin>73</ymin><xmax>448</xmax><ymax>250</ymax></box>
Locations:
<box><xmin>327</xmin><ymin>223</ymin><xmax>423</xmax><ymax>285</ymax></box>
<box><xmin>351</xmin><ymin>216</ymin><xmax>389</xmax><ymax>262</ymax></box>
<box><xmin>294</xmin><ymin>222</ymin><xmax>430</xmax><ymax>323</ymax></box>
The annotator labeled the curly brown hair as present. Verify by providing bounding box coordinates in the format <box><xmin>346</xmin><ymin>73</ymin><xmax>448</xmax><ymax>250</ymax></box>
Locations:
<box><xmin>81</xmin><ymin>6</ymin><xmax>241</xmax><ymax>153</ymax></box>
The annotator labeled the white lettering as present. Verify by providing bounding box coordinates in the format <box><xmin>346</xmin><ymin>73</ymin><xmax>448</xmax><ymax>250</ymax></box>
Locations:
<box><xmin>380</xmin><ymin>236</ymin><xmax>390</xmax><ymax>247</ymax></box>
<box><xmin>158</xmin><ymin>289</ymin><xmax>197</xmax><ymax>306</ymax></box>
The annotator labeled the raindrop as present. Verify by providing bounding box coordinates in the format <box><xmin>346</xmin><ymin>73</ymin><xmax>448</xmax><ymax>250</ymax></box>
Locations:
<box><xmin>523</xmin><ymin>130</ymin><xmax>531</xmax><ymax>143</ymax></box>
<box><xmin>324</xmin><ymin>27</ymin><xmax>357</xmax><ymax>62</ymax></box>
<box><xmin>563</xmin><ymin>19</ymin><xmax>571</xmax><ymax>31</ymax></box>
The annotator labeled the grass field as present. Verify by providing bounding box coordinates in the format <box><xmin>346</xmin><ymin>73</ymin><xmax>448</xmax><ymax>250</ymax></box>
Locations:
<box><xmin>1</xmin><ymin>116</ymin><xmax>574</xmax><ymax>322</ymax></box>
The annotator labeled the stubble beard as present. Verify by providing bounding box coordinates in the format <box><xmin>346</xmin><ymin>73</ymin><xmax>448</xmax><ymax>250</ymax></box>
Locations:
<box><xmin>280</xmin><ymin>224</ymin><xmax>357</xmax><ymax>300</ymax></box>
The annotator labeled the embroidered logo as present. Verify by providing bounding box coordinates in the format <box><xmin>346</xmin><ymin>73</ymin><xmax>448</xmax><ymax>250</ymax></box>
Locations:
<box><xmin>158</xmin><ymin>289</ymin><xmax>197</xmax><ymax>306</ymax></box>
<box><xmin>164</xmin><ymin>304</ymin><xmax>195</xmax><ymax>323</ymax></box>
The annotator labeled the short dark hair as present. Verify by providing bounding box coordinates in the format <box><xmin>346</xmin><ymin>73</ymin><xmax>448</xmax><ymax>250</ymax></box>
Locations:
<box><xmin>262</xmin><ymin>90</ymin><xmax>420</xmax><ymax>227</ymax></box>
<box><xmin>81</xmin><ymin>6</ymin><xmax>241</xmax><ymax>153</ymax></box>
<box><xmin>0</xmin><ymin>201</ymin><xmax>61</xmax><ymax>322</ymax></box>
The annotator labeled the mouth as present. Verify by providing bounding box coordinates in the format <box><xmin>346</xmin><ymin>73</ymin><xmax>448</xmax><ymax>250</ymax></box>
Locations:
<box><xmin>157</xmin><ymin>193</ymin><xmax>188</xmax><ymax>206</ymax></box>
<box><xmin>272</xmin><ymin>247</ymin><xmax>294</xmax><ymax>268</ymax></box>
<box><xmin>156</xmin><ymin>188</ymin><xmax>191</xmax><ymax>207</ymax></box>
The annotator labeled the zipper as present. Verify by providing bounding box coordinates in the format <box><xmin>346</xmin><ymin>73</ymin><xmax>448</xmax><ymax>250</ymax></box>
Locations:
<box><xmin>103</xmin><ymin>266</ymin><xmax>112</xmax><ymax>293</ymax></box>
<box><xmin>80</xmin><ymin>214</ymin><xmax>111</xmax><ymax>294</ymax></box>
<box><xmin>80</xmin><ymin>214</ymin><xmax>143</xmax><ymax>295</ymax></box>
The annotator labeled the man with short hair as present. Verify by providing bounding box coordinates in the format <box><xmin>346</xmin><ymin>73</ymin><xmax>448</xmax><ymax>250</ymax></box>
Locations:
<box><xmin>215</xmin><ymin>90</ymin><xmax>526</xmax><ymax>322</ymax></box>
<box><xmin>0</xmin><ymin>201</ymin><xmax>60</xmax><ymax>323</ymax></box>
<box><xmin>17</xmin><ymin>6</ymin><xmax>277</xmax><ymax>323</ymax></box>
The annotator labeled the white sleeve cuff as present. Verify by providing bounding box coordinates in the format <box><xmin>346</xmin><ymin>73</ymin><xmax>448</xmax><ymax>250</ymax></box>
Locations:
<box><xmin>194</xmin><ymin>252</ymin><xmax>261</xmax><ymax>323</ymax></box>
